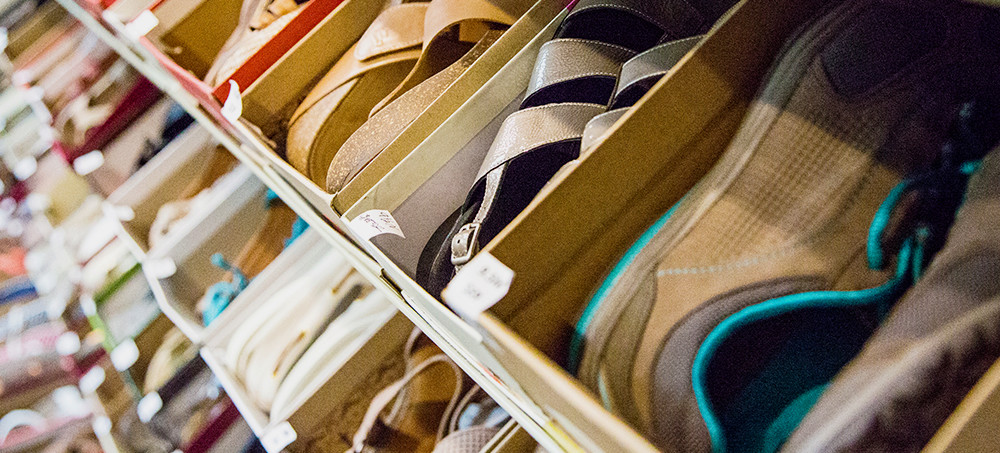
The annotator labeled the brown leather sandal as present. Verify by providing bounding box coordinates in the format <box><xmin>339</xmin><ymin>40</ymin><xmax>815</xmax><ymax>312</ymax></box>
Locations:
<box><xmin>324</xmin><ymin>0</ymin><xmax>525</xmax><ymax>193</ymax></box>
<box><xmin>286</xmin><ymin>0</ymin><xmax>428</xmax><ymax>185</ymax></box>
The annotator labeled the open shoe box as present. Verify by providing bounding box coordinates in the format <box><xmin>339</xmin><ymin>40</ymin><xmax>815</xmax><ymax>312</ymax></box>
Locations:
<box><xmin>140</xmin><ymin>0</ymin><xmax>348</xmax><ymax>102</ymax></box>
<box><xmin>216</xmin><ymin>0</ymin><xmax>559</xmax><ymax>225</ymax></box>
<box><xmin>103</xmin><ymin>125</ymin><xmax>218</xmax><ymax>259</ymax></box>
<box><xmin>142</xmin><ymin>164</ymin><xmax>267</xmax><ymax>343</ymax></box>
<box><xmin>201</xmin><ymin>230</ymin><xmax>410</xmax><ymax>451</ymax></box>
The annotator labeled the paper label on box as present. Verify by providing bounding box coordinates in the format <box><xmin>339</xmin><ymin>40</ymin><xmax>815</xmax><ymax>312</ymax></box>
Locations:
<box><xmin>221</xmin><ymin>80</ymin><xmax>242</xmax><ymax>122</ymax></box>
<box><xmin>137</xmin><ymin>392</ymin><xmax>163</xmax><ymax>423</ymax></box>
<box><xmin>125</xmin><ymin>10</ymin><xmax>159</xmax><ymax>39</ymax></box>
<box><xmin>262</xmin><ymin>421</ymin><xmax>297</xmax><ymax>453</ymax></box>
<box><xmin>79</xmin><ymin>367</ymin><xmax>106</xmax><ymax>394</ymax></box>
<box><xmin>349</xmin><ymin>210</ymin><xmax>405</xmax><ymax>240</ymax></box>
<box><xmin>147</xmin><ymin>257</ymin><xmax>177</xmax><ymax>279</ymax></box>
<box><xmin>111</xmin><ymin>339</ymin><xmax>139</xmax><ymax>371</ymax></box>
<box><xmin>442</xmin><ymin>252</ymin><xmax>514</xmax><ymax>319</ymax></box>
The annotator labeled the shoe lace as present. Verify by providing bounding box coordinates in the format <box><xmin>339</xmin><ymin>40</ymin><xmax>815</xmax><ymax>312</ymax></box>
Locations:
<box><xmin>867</xmin><ymin>100</ymin><xmax>993</xmax><ymax>283</ymax></box>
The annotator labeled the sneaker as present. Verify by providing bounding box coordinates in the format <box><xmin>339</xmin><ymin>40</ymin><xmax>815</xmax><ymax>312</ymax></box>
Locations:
<box><xmin>571</xmin><ymin>0</ymin><xmax>1000</xmax><ymax>451</ymax></box>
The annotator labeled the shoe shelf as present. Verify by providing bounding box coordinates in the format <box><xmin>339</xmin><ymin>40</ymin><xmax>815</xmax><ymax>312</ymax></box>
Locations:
<box><xmin>198</xmin><ymin>230</ymin><xmax>413</xmax><ymax>451</ymax></box>
<box><xmin>45</xmin><ymin>0</ymin><xmax>1000</xmax><ymax>451</ymax></box>
<box><xmin>48</xmin><ymin>0</ymin><xmax>587</xmax><ymax>451</ymax></box>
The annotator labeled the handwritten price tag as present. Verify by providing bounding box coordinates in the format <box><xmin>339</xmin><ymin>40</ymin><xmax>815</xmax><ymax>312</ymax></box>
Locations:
<box><xmin>348</xmin><ymin>210</ymin><xmax>405</xmax><ymax>240</ymax></box>
<box><xmin>441</xmin><ymin>252</ymin><xmax>513</xmax><ymax>319</ymax></box>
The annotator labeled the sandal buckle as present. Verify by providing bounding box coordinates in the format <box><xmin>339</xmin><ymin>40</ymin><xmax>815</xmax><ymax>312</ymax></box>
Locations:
<box><xmin>451</xmin><ymin>223</ymin><xmax>481</xmax><ymax>267</ymax></box>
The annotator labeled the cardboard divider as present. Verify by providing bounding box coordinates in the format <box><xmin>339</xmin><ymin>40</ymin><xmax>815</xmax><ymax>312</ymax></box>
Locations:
<box><xmin>239</xmin><ymin>0</ymin><xmax>383</xmax><ymax>138</ymax></box>
<box><xmin>142</xmin><ymin>164</ymin><xmax>267</xmax><ymax>343</ymax></box>
<box><xmin>924</xmin><ymin>356</ymin><xmax>1000</xmax><ymax>453</ymax></box>
<box><xmin>103</xmin><ymin>125</ymin><xmax>218</xmax><ymax>259</ymax></box>
<box><xmin>224</xmin><ymin>0</ymin><xmax>553</xmax><ymax>221</ymax></box>
<box><xmin>484</xmin><ymin>0</ymin><xmax>826</xmax><ymax>349</ymax></box>
<box><xmin>484</xmin><ymin>421</ymin><xmax>537</xmax><ymax>453</ymax></box>
<box><xmin>332</xmin><ymin>0</ymin><xmax>560</xmax><ymax>212</ymax></box>
<box><xmin>148</xmin><ymin>0</ymin><xmax>240</xmax><ymax>79</ymax></box>
<box><xmin>147</xmin><ymin>0</ymin><xmax>347</xmax><ymax>102</ymax></box>
<box><xmin>129</xmin><ymin>312</ymin><xmax>178</xmax><ymax>387</ymax></box>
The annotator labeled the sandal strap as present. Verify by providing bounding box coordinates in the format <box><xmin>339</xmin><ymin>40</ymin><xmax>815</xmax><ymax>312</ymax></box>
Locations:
<box><xmin>451</xmin><ymin>103</ymin><xmax>604</xmax><ymax>268</ymax></box>
<box><xmin>350</xmin><ymin>353</ymin><xmax>464</xmax><ymax>453</ymax></box>
<box><xmin>289</xmin><ymin>4</ymin><xmax>427</xmax><ymax>123</ymax></box>
<box><xmin>581</xmin><ymin>107</ymin><xmax>628</xmax><ymax>153</ymax></box>
<box><xmin>423</xmin><ymin>0</ymin><xmax>519</xmax><ymax>46</ymax></box>
<box><xmin>611</xmin><ymin>35</ymin><xmax>701</xmax><ymax>109</ymax></box>
<box><xmin>581</xmin><ymin>36</ymin><xmax>703</xmax><ymax>152</ymax></box>
<box><xmin>326</xmin><ymin>29</ymin><xmax>504</xmax><ymax>192</ymax></box>
<box><xmin>371</xmin><ymin>0</ymin><xmax>521</xmax><ymax>114</ymax></box>
<box><xmin>354</xmin><ymin>3</ymin><xmax>429</xmax><ymax>61</ymax></box>
<box><xmin>476</xmin><ymin>103</ymin><xmax>605</xmax><ymax>181</ymax></box>
<box><xmin>522</xmin><ymin>38</ymin><xmax>635</xmax><ymax>108</ymax></box>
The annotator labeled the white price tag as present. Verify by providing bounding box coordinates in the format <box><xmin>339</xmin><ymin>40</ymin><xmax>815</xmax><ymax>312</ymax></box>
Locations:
<box><xmin>52</xmin><ymin>386</ymin><xmax>89</xmax><ymax>417</ymax></box>
<box><xmin>262</xmin><ymin>421</ymin><xmax>297</xmax><ymax>453</ymax></box>
<box><xmin>146</xmin><ymin>258</ymin><xmax>177</xmax><ymax>279</ymax></box>
<box><xmin>114</xmin><ymin>205</ymin><xmax>136</xmax><ymax>221</ymax></box>
<box><xmin>111</xmin><ymin>339</ymin><xmax>140</xmax><ymax>371</ymax></box>
<box><xmin>56</xmin><ymin>332</ymin><xmax>81</xmax><ymax>356</ymax></box>
<box><xmin>13</xmin><ymin>158</ymin><xmax>37</xmax><ymax>180</ymax></box>
<box><xmin>137</xmin><ymin>392</ymin><xmax>163</xmax><ymax>423</ymax></box>
<box><xmin>10</xmin><ymin>70</ymin><xmax>29</xmax><ymax>86</ymax></box>
<box><xmin>441</xmin><ymin>252</ymin><xmax>514</xmax><ymax>319</ymax></box>
<box><xmin>349</xmin><ymin>210</ymin><xmax>405</xmax><ymax>240</ymax></box>
<box><xmin>93</xmin><ymin>416</ymin><xmax>112</xmax><ymax>436</ymax></box>
<box><xmin>73</xmin><ymin>150</ymin><xmax>105</xmax><ymax>175</ymax></box>
<box><xmin>80</xmin><ymin>294</ymin><xmax>98</xmax><ymax>317</ymax></box>
<box><xmin>79</xmin><ymin>367</ymin><xmax>106</xmax><ymax>394</ymax></box>
<box><xmin>124</xmin><ymin>10</ymin><xmax>159</xmax><ymax>39</ymax></box>
<box><xmin>220</xmin><ymin>80</ymin><xmax>242</xmax><ymax>122</ymax></box>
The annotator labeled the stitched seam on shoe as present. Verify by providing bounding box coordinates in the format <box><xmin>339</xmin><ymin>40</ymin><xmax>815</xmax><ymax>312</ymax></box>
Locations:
<box><xmin>542</xmin><ymin>38</ymin><xmax>636</xmax><ymax>55</ymax></box>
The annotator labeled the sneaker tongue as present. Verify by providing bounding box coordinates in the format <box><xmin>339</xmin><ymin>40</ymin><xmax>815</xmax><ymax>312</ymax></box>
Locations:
<box><xmin>821</xmin><ymin>3</ymin><xmax>947</xmax><ymax>98</ymax></box>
